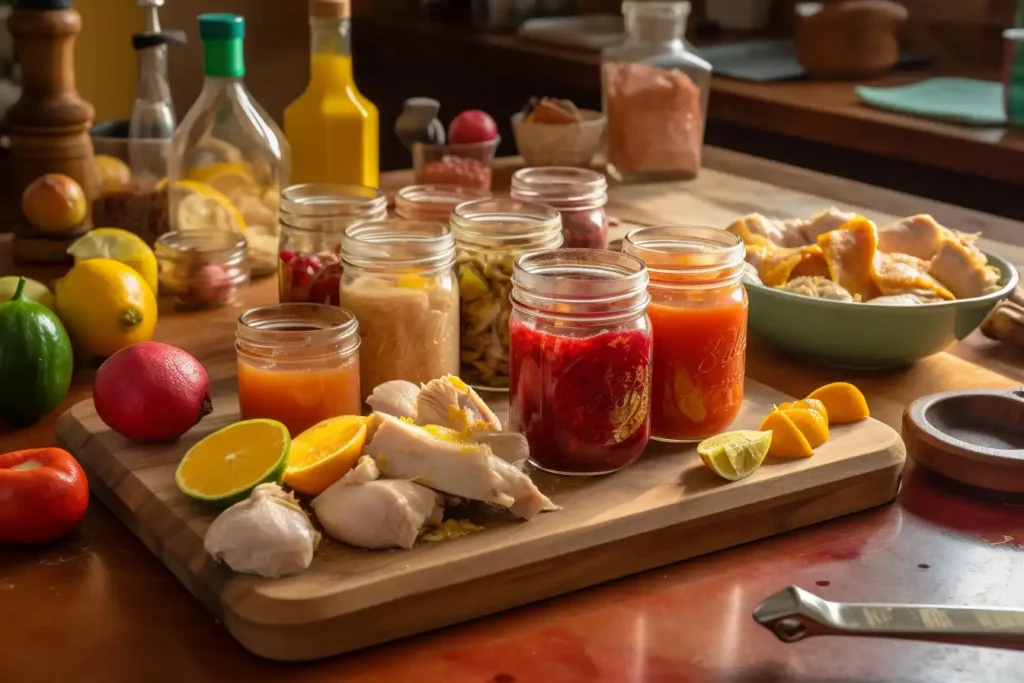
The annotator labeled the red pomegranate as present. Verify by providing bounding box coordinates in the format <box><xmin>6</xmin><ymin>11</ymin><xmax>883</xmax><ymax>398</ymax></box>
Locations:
<box><xmin>94</xmin><ymin>342</ymin><xmax>212</xmax><ymax>442</ymax></box>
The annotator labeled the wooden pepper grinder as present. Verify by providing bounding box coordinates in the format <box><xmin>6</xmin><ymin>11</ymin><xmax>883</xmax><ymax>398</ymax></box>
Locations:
<box><xmin>7</xmin><ymin>0</ymin><xmax>99</xmax><ymax>263</ymax></box>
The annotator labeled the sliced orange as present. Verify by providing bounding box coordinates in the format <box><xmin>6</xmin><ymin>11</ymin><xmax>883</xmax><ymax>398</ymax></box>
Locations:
<box><xmin>175</xmin><ymin>419</ymin><xmax>289</xmax><ymax>506</ymax></box>
<box><xmin>778</xmin><ymin>407</ymin><xmax>829</xmax><ymax>448</ymax></box>
<box><xmin>759</xmin><ymin>410</ymin><xmax>814</xmax><ymax>458</ymax></box>
<box><xmin>806</xmin><ymin>382</ymin><xmax>870</xmax><ymax>424</ymax></box>
<box><xmin>284</xmin><ymin>415</ymin><xmax>369</xmax><ymax>495</ymax></box>
<box><xmin>777</xmin><ymin>398</ymin><xmax>829</xmax><ymax>423</ymax></box>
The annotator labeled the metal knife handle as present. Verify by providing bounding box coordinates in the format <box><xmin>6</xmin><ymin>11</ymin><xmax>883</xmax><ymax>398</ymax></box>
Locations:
<box><xmin>754</xmin><ymin>586</ymin><xmax>1024</xmax><ymax>651</ymax></box>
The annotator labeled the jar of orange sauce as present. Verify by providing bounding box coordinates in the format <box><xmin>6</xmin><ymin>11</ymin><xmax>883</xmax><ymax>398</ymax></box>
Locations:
<box><xmin>236</xmin><ymin>303</ymin><xmax>361</xmax><ymax>436</ymax></box>
<box><xmin>623</xmin><ymin>226</ymin><xmax>747</xmax><ymax>442</ymax></box>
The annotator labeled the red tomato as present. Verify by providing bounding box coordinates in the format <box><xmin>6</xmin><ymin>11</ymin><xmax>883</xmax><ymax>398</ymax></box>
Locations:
<box><xmin>0</xmin><ymin>448</ymin><xmax>89</xmax><ymax>544</ymax></box>
<box><xmin>448</xmin><ymin>110</ymin><xmax>499</xmax><ymax>144</ymax></box>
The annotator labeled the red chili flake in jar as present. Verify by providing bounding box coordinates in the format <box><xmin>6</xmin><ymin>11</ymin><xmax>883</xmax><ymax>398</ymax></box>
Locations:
<box><xmin>510</xmin><ymin>167</ymin><xmax>609</xmax><ymax>249</ymax></box>
<box><xmin>509</xmin><ymin>249</ymin><xmax>652</xmax><ymax>475</ymax></box>
<box><xmin>418</xmin><ymin>155</ymin><xmax>492</xmax><ymax>190</ymax></box>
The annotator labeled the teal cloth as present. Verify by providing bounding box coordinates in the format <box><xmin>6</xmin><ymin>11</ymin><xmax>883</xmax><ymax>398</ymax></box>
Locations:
<box><xmin>855</xmin><ymin>78</ymin><xmax>1006</xmax><ymax>126</ymax></box>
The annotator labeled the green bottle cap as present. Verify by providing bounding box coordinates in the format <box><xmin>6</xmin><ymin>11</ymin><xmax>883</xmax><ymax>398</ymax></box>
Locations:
<box><xmin>199</xmin><ymin>14</ymin><xmax>245</xmax><ymax>78</ymax></box>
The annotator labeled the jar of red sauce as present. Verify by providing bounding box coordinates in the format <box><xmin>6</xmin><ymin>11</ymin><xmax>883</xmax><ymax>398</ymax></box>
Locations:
<box><xmin>510</xmin><ymin>167</ymin><xmax>609</xmax><ymax>249</ymax></box>
<box><xmin>394</xmin><ymin>184</ymin><xmax>490</xmax><ymax>224</ymax></box>
<box><xmin>509</xmin><ymin>248</ymin><xmax>652</xmax><ymax>475</ymax></box>
<box><xmin>236</xmin><ymin>303</ymin><xmax>362</xmax><ymax>437</ymax></box>
<box><xmin>623</xmin><ymin>226</ymin><xmax>747</xmax><ymax>442</ymax></box>
<box><xmin>277</xmin><ymin>183</ymin><xmax>387</xmax><ymax>306</ymax></box>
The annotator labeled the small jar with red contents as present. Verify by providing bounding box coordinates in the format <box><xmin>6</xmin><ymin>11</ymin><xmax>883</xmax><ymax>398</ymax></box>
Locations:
<box><xmin>277</xmin><ymin>183</ymin><xmax>387</xmax><ymax>306</ymax></box>
<box><xmin>509</xmin><ymin>248</ymin><xmax>652</xmax><ymax>475</ymax></box>
<box><xmin>623</xmin><ymin>226</ymin><xmax>748</xmax><ymax>443</ymax></box>
<box><xmin>394</xmin><ymin>184</ymin><xmax>491</xmax><ymax>224</ymax></box>
<box><xmin>510</xmin><ymin>167</ymin><xmax>609</xmax><ymax>249</ymax></box>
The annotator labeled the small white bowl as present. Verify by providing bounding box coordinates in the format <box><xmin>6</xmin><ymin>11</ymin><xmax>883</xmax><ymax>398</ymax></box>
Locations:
<box><xmin>511</xmin><ymin>109</ymin><xmax>606</xmax><ymax>167</ymax></box>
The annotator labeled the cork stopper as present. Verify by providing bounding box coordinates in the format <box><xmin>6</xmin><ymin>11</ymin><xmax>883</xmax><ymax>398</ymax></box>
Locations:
<box><xmin>311</xmin><ymin>0</ymin><xmax>349</xmax><ymax>18</ymax></box>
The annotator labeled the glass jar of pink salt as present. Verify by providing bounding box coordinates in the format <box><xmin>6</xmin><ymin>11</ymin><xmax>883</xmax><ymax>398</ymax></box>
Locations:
<box><xmin>601</xmin><ymin>1</ymin><xmax>711</xmax><ymax>182</ymax></box>
<box><xmin>509</xmin><ymin>248</ymin><xmax>652</xmax><ymax>476</ymax></box>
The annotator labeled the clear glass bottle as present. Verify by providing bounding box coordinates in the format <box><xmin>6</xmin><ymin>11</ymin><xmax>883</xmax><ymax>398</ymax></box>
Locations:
<box><xmin>623</xmin><ymin>225</ymin><xmax>747</xmax><ymax>442</ymax></box>
<box><xmin>449</xmin><ymin>198</ymin><xmax>563</xmax><ymax>390</ymax></box>
<box><xmin>155</xmin><ymin>230</ymin><xmax>250</xmax><ymax>309</ymax></box>
<box><xmin>601</xmin><ymin>1</ymin><xmax>711</xmax><ymax>182</ymax></box>
<box><xmin>284</xmin><ymin>0</ymin><xmax>379</xmax><ymax>187</ymax></box>
<box><xmin>394</xmin><ymin>184</ymin><xmax>491</xmax><ymax>223</ymax></box>
<box><xmin>128</xmin><ymin>30</ymin><xmax>185</xmax><ymax>185</ymax></box>
<box><xmin>510</xmin><ymin>167</ymin><xmax>608</xmax><ymax>249</ymax></box>
<box><xmin>338</xmin><ymin>220</ymin><xmax>460</xmax><ymax>399</ymax></box>
<box><xmin>236</xmin><ymin>303</ymin><xmax>362</xmax><ymax>437</ymax></box>
<box><xmin>169</xmin><ymin>13</ymin><xmax>291</xmax><ymax>279</ymax></box>
<box><xmin>277</xmin><ymin>183</ymin><xmax>387</xmax><ymax>305</ymax></box>
<box><xmin>509</xmin><ymin>249</ymin><xmax>652</xmax><ymax>475</ymax></box>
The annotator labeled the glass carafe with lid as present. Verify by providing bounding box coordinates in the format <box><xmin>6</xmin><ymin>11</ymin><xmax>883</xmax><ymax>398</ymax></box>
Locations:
<box><xmin>169</xmin><ymin>13</ymin><xmax>291</xmax><ymax>278</ymax></box>
<box><xmin>601</xmin><ymin>1</ymin><xmax>711</xmax><ymax>183</ymax></box>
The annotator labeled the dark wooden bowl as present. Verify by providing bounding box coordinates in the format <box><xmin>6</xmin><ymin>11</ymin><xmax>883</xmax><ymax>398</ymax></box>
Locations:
<box><xmin>903</xmin><ymin>390</ymin><xmax>1024</xmax><ymax>494</ymax></box>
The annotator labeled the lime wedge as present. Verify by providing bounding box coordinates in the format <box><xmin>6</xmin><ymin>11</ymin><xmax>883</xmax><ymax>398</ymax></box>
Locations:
<box><xmin>175</xmin><ymin>419</ymin><xmax>290</xmax><ymax>506</ymax></box>
<box><xmin>697</xmin><ymin>430</ymin><xmax>773</xmax><ymax>482</ymax></box>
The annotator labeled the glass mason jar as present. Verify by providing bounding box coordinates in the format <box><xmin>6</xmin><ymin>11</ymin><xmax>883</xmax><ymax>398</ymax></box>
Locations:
<box><xmin>510</xmin><ymin>167</ymin><xmax>609</xmax><ymax>249</ymax></box>
<box><xmin>338</xmin><ymin>220</ymin><xmax>460</xmax><ymax>398</ymax></box>
<box><xmin>394</xmin><ymin>184</ymin><xmax>491</xmax><ymax>223</ymax></box>
<box><xmin>450</xmin><ymin>198</ymin><xmax>563</xmax><ymax>390</ymax></box>
<box><xmin>601</xmin><ymin>1</ymin><xmax>711</xmax><ymax>182</ymax></box>
<box><xmin>236</xmin><ymin>303</ymin><xmax>362</xmax><ymax>437</ymax></box>
<box><xmin>155</xmin><ymin>230</ymin><xmax>251</xmax><ymax>309</ymax></box>
<box><xmin>509</xmin><ymin>249</ymin><xmax>652</xmax><ymax>476</ymax></box>
<box><xmin>623</xmin><ymin>226</ymin><xmax>747</xmax><ymax>442</ymax></box>
<box><xmin>277</xmin><ymin>183</ymin><xmax>387</xmax><ymax>306</ymax></box>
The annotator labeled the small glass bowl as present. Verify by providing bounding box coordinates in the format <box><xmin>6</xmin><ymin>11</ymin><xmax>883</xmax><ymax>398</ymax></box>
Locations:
<box><xmin>155</xmin><ymin>231</ymin><xmax>251</xmax><ymax>309</ymax></box>
<box><xmin>412</xmin><ymin>138</ymin><xmax>501</xmax><ymax>191</ymax></box>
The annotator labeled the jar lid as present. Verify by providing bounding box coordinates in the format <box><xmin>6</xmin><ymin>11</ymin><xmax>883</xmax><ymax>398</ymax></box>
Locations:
<box><xmin>510</xmin><ymin>167</ymin><xmax>607</xmax><ymax>207</ymax></box>
<box><xmin>311</xmin><ymin>0</ymin><xmax>349</xmax><ymax>18</ymax></box>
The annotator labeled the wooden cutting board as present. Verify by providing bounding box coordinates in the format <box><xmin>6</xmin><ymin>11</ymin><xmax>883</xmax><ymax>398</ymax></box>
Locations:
<box><xmin>55</xmin><ymin>373</ymin><xmax>904</xmax><ymax>662</ymax></box>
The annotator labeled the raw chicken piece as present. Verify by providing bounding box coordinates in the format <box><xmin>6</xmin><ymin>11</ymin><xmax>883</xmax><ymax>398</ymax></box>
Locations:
<box><xmin>817</xmin><ymin>218</ymin><xmax>881</xmax><ymax>301</ymax></box>
<box><xmin>928</xmin><ymin>237</ymin><xmax>1001</xmax><ymax>299</ymax></box>
<box><xmin>878</xmin><ymin>215</ymin><xmax>948</xmax><ymax>260</ymax></box>
<box><xmin>366</xmin><ymin>380</ymin><xmax>419</xmax><ymax>421</ymax></box>
<box><xmin>416</xmin><ymin>375</ymin><xmax>502</xmax><ymax>435</ymax></box>
<box><xmin>872</xmin><ymin>252</ymin><xmax>954</xmax><ymax>300</ymax></box>
<box><xmin>366</xmin><ymin>413</ymin><xmax>558</xmax><ymax>520</ymax></box>
<box><xmin>476</xmin><ymin>432</ymin><xmax>531</xmax><ymax>466</ymax></box>
<box><xmin>311</xmin><ymin>457</ymin><xmax>443</xmax><ymax>550</ymax></box>
<box><xmin>779</xmin><ymin>276</ymin><xmax>854</xmax><ymax>302</ymax></box>
<box><xmin>795</xmin><ymin>207</ymin><xmax>859</xmax><ymax>244</ymax></box>
<box><xmin>758</xmin><ymin>245</ymin><xmax>829</xmax><ymax>287</ymax></box>
<box><xmin>728</xmin><ymin>214</ymin><xmax>788</xmax><ymax>247</ymax></box>
<box><xmin>204</xmin><ymin>484</ymin><xmax>320</xmax><ymax>578</ymax></box>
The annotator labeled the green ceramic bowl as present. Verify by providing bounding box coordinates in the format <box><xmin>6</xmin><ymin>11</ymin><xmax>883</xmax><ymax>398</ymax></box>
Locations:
<box><xmin>745</xmin><ymin>252</ymin><xmax>1020</xmax><ymax>369</ymax></box>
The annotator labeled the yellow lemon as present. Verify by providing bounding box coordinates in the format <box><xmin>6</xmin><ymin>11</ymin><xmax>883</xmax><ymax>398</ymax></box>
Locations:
<box><xmin>284</xmin><ymin>415</ymin><xmax>370</xmax><ymax>495</ymax></box>
<box><xmin>186</xmin><ymin>161</ymin><xmax>252</xmax><ymax>184</ymax></box>
<box><xmin>67</xmin><ymin>228</ymin><xmax>159</xmax><ymax>294</ymax></box>
<box><xmin>168</xmin><ymin>180</ymin><xmax>246</xmax><ymax>233</ymax></box>
<box><xmin>55</xmin><ymin>259</ymin><xmax>157</xmax><ymax>358</ymax></box>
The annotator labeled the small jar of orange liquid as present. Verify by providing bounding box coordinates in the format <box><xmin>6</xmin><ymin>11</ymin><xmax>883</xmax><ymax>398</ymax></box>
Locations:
<box><xmin>623</xmin><ymin>226</ymin><xmax>747</xmax><ymax>442</ymax></box>
<box><xmin>236</xmin><ymin>303</ymin><xmax>361</xmax><ymax>436</ymax></box>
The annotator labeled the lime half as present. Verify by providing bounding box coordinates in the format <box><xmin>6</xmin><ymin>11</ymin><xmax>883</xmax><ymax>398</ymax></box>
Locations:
<box><xmin>175</xmin><ymin>419</ymin><xmax>290</xmax><ymax>506</ymax></box>
<box><xmin>697</xmin><ymin>430</ymin><xmax>773</xmax><ymax>482</ymax></box>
